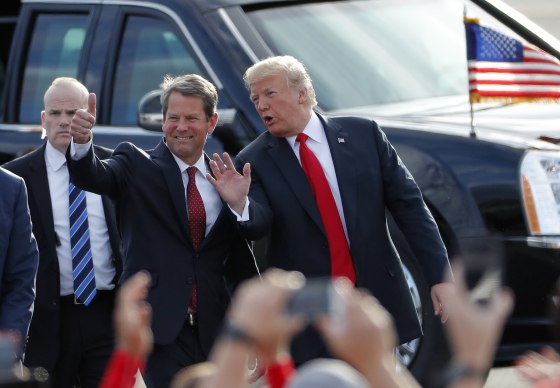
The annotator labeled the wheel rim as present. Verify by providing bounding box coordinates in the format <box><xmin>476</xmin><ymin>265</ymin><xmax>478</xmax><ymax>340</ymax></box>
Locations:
<box><xmin>396</xmin><ymin>262</ymin><xmax>423</xmax><ymax>367</ymax></box>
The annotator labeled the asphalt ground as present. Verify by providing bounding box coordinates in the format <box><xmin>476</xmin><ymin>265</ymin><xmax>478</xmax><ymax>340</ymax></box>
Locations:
<box><xmin>486</xmin><ymin>366</ymin><xmax>531</xmax><ymax>387</ymax></box>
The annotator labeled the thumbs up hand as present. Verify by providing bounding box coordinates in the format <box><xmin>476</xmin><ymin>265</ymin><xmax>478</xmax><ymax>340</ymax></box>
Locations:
<box><xmin>70</xmin><ymin>93</ymin><xmax>97</xmax><ymax>144</ymax></box>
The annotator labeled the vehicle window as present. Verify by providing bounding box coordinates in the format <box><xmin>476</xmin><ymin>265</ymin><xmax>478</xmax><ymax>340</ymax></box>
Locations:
<box><xmin>0</xmin><ymin>17</ymin><xmax>17</xmax><ymax>119</ymax></box>
<box><xmin>246</xmin><ymin>0</ymin><xmax>521</xmax><ymax>112</ymax></box>
<box><xmin>20</xmin><ymin>14</ymin><xmax>87</xmax><ymax>123</ymax></box>
<box><xmin>111</xmin><ymin>16</ymin><xmax>201</xmax><ymax>125</ymax></box>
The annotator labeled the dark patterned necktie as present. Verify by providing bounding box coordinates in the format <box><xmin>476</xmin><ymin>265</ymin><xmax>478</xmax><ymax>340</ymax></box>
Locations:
<box><xmin>69</xmin><ymin>182</ymin><xmax>97</xmax><ymax>305</ymax></box>
<box><xmin>187</xmin><ymin>167</ymin><xmax>206</xmax><ymax>310</ymax></box>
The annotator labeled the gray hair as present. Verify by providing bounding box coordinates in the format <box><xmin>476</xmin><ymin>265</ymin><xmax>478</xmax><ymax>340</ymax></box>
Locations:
<box><xmin>160</xmin><ymin>74</ymin><xmax>218</xmax><ymax>119</ymax></box>
<box><xmin>243</xmin><ymin>55</ymin><xmax>317</xmax><ymax>108</ymax></box>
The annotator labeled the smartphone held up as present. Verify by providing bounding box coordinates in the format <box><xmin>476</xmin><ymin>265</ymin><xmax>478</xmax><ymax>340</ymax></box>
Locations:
<box><xmin>456</xmin><ymin>236</ymin><xmax>504</xmax><ymax>305</ymax></box>
<box><xmin>284</xmin><ymin>277</ymin><xmax>345</xmax><ymax>322</ymax></box>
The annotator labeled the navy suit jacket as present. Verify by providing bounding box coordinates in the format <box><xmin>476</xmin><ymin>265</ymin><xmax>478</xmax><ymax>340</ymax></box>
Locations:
<box><xmin>235</xmin><ymin>113</ymin><xmax>451</xmax><ymax>363</ymax></box>
<box><xmin>4</xmin><ymin>144</ymin><xmax>122</xmax><ymax>369</ymax></box>
<box><xmin>0</xmin><ymin>167</ymin><xmax>39</xmax><ymax>357</ymax></box>
<box><xmin>66</xmin><ymin>139</ymin><xmax>257</xmax><ymax>355</ymax></box>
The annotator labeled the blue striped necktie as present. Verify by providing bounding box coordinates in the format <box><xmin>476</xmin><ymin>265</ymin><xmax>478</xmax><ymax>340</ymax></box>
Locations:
<box><xmin>69</xmin><ymin>182</ymin><xmax>96</xmax><ymax>305</ymax></box>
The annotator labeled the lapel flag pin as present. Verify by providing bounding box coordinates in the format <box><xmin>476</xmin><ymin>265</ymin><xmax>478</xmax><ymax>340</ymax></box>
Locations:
<box><xmin>338</xmin><ymin>138</ymin><xmax>345</xmax><ymax>143</ymax></box>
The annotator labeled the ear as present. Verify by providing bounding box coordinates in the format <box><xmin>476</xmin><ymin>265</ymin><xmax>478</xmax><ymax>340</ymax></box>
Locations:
<box><xmin>40</xmin><ymin>111</ymin><xmax>46</xmax><ymax>126</ymax></box>
<box><xmin>207</xmin><ymin>113</ymin><xmax>218</xmax><ymax>135</ymax></box>
<box><xmin>298</xmin><ymin>88</ymin><xmax>307</xmax><ymax>104</ymax></box>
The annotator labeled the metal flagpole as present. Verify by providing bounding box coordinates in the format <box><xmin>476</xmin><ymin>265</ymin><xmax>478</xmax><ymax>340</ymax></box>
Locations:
<box><xmin>464</xmin><ymin>7</ymin><xmax>477</xmax><ymax>138</ymax></box>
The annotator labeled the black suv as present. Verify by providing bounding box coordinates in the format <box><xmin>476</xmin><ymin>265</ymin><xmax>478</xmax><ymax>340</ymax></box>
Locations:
<box><xmin>1</xmin><ymin>0</ymin><xmax>560</xmax><ymax>380</ymax></box>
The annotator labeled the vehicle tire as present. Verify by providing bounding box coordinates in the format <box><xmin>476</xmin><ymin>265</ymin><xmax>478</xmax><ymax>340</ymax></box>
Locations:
<box><xmin>390</xmin><ymin>220</ymin><xmax>451</xmax><ymax>386</ymax></box>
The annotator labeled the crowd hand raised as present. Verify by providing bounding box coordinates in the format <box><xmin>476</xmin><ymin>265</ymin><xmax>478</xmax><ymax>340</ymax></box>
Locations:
<box><xmin>316</xmin><ymin>281</ymin><xmax>400</xmax><ymax>378</ymax></box>
<box><xmin>439</xmin><ymin>262</ymin><xmax>514</xmax><ymax>373</ymax></box>
<box><xmin>114</xmin><ymin>271</ymin><xmax>153</xmax><ymax>360</ymax></box>
<box><xmin>516</xmin><ymin>346</ymin><xmax>560</xmax><ymax>384</ymax></box>
<box><xmin>70</xmin><ymin>92</ymin><xmax>96</xmax><ymax>144</ymax></box>
<box><xmin>227</xmin><ymin>269</ymin><xmax>306</xmax><ymax>364</ymax></box>
<box><xmin>316</xmin><ymin>282</ymin><xmax>421</xmax><ymax>387</ymax></box>
<box><xmin>207</xmin><ymin>152</ymin><xmax>251</xmax><ymax>215</ymax></box>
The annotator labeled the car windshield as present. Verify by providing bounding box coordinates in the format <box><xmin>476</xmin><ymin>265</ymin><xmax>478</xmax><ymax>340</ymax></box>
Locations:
<box><xmin>246</xmin><ymin>0</ymin><xmax>512</xmax><ymax>112</ymax></box>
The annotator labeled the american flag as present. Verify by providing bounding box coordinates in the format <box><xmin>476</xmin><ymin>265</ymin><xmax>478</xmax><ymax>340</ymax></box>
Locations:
<box><xmin>465</xmin><ymin>17</ymin><xmax>560</xmax><ymax>103</ymax></box>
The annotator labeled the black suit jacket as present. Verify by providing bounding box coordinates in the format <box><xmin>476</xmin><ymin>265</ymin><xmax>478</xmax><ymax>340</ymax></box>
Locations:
<box><xmin>66</xmin><ymin>139</ymin><xmax>256</xmax><ymax>355</ymax></box>
<box><xmin>235</xmin><ymin>113</ymin><xmax>451</xmax><ymax>363</ymax></box>
<box><xmin>4</xmin><ymin>143</ymin><xmax>122</xmax><ymax>370</ymax></box>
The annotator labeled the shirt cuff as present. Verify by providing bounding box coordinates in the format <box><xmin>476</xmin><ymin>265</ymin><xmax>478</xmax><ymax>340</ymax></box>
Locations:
<box><xmin>71</xmin><ymin>138</ymin><xmax>93</xmax><ymax>160</ymax></box>
<box><xmin>228</xmin><ymin>198</ymin><xmax>250</xmax><ymax>221</ymax></box>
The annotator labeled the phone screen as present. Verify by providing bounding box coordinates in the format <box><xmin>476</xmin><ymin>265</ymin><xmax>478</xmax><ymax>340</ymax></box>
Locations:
<box><xmin>457</xmin><ymin>236</ymin><xmax>504</xmax><ymax>304</ymax></box>
<box><xmin>285</xmin><ymin>278</ymin><xmax>334</xmax><ymax>320</ymax></box>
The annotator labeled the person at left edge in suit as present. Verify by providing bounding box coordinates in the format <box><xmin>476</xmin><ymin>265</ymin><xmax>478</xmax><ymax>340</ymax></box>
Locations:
<box><xmin>0</xmin><ymin>167</ymin><xmax>39</xmax><ymax>366</ymax></box>
<box><xmin>3</xmin><ymin>77</ymin><xmax>123</xmax><ymax>387</ymax></box>
<box><xmin>66</xmin><ymin>73</ymin><xmax>257</xmax><ymax>388</ymax></box>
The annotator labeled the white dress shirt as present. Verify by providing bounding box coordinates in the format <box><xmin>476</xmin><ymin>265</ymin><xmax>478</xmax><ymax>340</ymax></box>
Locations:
<box><xmin>46</xmin><ymin>141</ymin><xmax>115</xmax><ymax>295</ymax></box>
<box><xmin>169</xmin><ymin>152</ymin><xmax>222</xmax><ymax>234</ymax></box>
<box><xmin>286</xmin><ymin>112</ymin><xmax>350</xmax><ymax>241</ymax></box>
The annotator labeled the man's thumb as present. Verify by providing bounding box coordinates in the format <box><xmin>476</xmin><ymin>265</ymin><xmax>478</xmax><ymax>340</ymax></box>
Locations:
<box><xmin>88</xmin><ymin>93</ymin><xmax>96</xmax><ymax>117</ymax></box>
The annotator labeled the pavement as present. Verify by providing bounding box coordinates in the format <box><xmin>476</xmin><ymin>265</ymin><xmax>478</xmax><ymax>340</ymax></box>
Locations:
<box><xmin>485</xmin><ymin>367</ymin><xmax>530</xmax><ymax>388</ymax></box>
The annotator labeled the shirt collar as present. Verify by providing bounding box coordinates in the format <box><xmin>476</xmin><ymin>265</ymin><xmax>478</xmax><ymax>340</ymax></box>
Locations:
<box><xmin>286</xmin><ymin>112</ymin><xmax>324</xmax><ymax>149</ymax></box>
<box><xmin>169</xmin><ymin>150</ymin><xmax>207</xmax><ymax>175</ymax></box>
<box><xmin>45</xmin><ymin>140</ymin><xmax>68</xmax><ymax>171</ymax></box>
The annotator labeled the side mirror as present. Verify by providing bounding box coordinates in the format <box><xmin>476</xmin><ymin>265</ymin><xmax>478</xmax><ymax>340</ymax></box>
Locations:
<box><xmin>138</xmin><ymin>90</ymin><xmax>163</xmax><ymax>132</ymax></box>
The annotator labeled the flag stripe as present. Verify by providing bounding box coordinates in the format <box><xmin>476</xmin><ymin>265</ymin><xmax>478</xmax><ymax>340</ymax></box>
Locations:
<box><xmin>469</xmin><ymin>73</ymin><xmax>560</xmax><ymax>82</ymax></box>
<box><xmin>470</xmin><ymin>85</ymin><xmax>560</xmax><ymax>92</ymax></box>
<box><xmin>470</xmin><ymin>79</ymin><xmax>560</xmax><ymax>86</ymax></box>
<box><xmin>471</xmin><ymin>90</ymin><xmax>560</xmax><ymax>97</ymax></box>
<box><xmin>468</xmin><ymin>62</ymin><xmax>560</xmax><ymax>74</ymax></box>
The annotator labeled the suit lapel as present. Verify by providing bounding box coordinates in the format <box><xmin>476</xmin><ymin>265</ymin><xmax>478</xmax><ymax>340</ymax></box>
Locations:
<box><xmin>267</xmin><ymin>135</ymin><xmax>325</xmax><ymax>233</ymax></box>
<box><xmin>151</xmin><ymin>141</ymin><xmax>190</xmax><ymax>239</ymax></box>
<box><xmin>319</xmin><ymin>114</ymin><xmax>358</xmax><ymax>243</ymax></box>
<box><xmin>27</xmin><ymin>145</ymin><xmax>58</xmax><ymax>250</ymax></box>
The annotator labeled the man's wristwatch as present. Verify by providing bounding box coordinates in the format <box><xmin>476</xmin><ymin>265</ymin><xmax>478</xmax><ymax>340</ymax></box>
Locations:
<box><xmin>219</xmin><ymin>322</ymin><xmax>256</xmax><ymax>345</ymax></box>
<box><xmin>439</xmin><ymin>360</ymin><xmax>488</xmax><ymax>386</ymax></box>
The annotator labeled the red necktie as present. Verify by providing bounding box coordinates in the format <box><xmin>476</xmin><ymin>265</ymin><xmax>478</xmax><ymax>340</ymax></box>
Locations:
<box><xmin>187</xmin><ymin>166</ymin><xmax>206</xmax><ymax>309</ymax></box>
<box><xmin>297</xmin><ymin>133</ymin><xmax>356</xmax><ymax>283</ymax></box>
<box><xmin>187</xmin><ymin>167</ymin><xmax>206</xmax><ymax>250</ymax></box>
